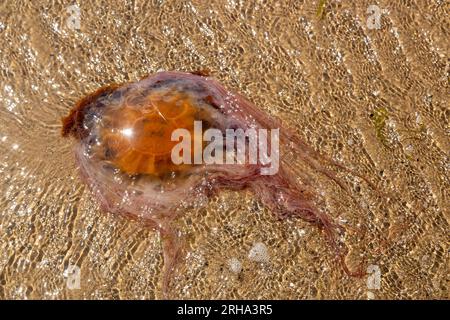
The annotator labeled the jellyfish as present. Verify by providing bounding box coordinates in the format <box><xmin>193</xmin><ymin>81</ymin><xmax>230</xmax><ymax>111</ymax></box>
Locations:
<box><xmin>62</xmin><ymin>71</ymin><xmax>376</xmax><ymax>297</ymax></box>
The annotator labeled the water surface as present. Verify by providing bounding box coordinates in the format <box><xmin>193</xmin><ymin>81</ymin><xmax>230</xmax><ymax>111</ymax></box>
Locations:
<box><xmin>0</xmin><ymin>0</ymin><xmax>448</xmax><ymax>299</ymax></box>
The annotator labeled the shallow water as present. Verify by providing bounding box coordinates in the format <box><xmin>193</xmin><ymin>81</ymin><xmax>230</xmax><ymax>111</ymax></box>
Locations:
<box><xmin>0</xmin><ymin>0</ymin><xmax>448</xmax><ymax>299</ymax></box>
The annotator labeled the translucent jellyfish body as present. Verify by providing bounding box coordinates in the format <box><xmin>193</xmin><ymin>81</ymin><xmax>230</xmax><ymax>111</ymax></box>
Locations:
<box><xmin>62</xmin><ymin>71</ymin><xmax>374</xmax><ymax>296</ymax></box>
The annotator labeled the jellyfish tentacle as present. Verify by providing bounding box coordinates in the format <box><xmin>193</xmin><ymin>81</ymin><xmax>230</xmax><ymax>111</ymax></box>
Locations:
<box><xmin>292</xmin><ymin>154</ymin><xmax>371</xmax><ymax>275</ymax></box>
<box><xmin>252</xmin><ymin>171</ymin><xmax>367</xmax><ymax>277</ymax></box>
<box><xmin>63</xmin><ymin>70</ymin><xmax>381</xmax><ymax>294</ymax></box>
<box><xmin>159</xmin><ymin>223</ymin><xmax>183</xmax><ymax>299</ymax></box>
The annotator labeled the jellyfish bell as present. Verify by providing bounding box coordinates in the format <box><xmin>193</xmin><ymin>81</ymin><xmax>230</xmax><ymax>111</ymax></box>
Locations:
<box><xmin>62</xmin><ymin>72</ymin><xmax>281</xmax><ymax>217</ymax></box>
<box><xmin>62</xmin><ymin>71</ymin><xmax>376</xmax><ymax>296</ymax></box>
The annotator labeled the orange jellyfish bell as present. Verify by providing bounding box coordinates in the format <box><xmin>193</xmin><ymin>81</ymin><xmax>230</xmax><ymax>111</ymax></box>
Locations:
<box><xmin>97</xmin><ymin>91</ymin><xmax>198</xmax><ymax>176</ymax></box>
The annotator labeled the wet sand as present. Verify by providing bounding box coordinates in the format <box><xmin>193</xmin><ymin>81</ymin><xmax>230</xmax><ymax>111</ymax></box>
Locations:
<box><xmin>0</xmin><ymin>0</ymin><xmax>448</xmax><ymax>299</ymax></box>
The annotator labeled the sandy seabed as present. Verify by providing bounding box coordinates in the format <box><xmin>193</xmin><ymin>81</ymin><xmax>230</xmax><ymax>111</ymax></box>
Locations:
<box><xmin>0</xmin><ymin>0</ymin><xmax>448</xmax><ymax>299</ymax></box>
